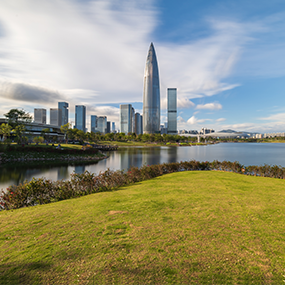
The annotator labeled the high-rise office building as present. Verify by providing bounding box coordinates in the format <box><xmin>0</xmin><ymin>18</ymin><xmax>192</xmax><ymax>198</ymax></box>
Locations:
<box><xmin>91</xmin><ymin>115</ymin><xmax>97</xmax><ymax>133</ymax></box>
<box><xmin>135</xmin><ymin>113</ymin><xmax>143</xmax><ymax>135</ymax></box>
<box><xmin>167</xmin><ymin>88</ymin><xmax>177</xmax><ymax>134</ymax></box>
<box><xmin>106</xmin><ymin>121</ymin><xmax>111</xmax><ymax>134</ymax></box>
<box><xmin>143</xmin><ymin>43</ymin><xmax>160</xmax><ymax>134</ymax></box>
<box><xmin>120</xmin><ymin>104</ymin><xmax>132</xmax><ymax>134</ymax></box>
<box><xmin>131</xmin><ymin>107</ymin><xmax>135</xmax><ymax>133</ymax></box>
<box><xmin>50</xmin><ymin>108</ymin><xmax>62</xmax><ymax>126</ymax></box>
<box><xmin>97</xmin><ymin>116</ymin><xmax>107</xmax><ymax>134</ymax></box>
<box><xmin>58</xmin><ymin>102</ymin><xmax>69</xmax><ymax>126</ymax></box>
<box><xmin>75</xmin><ymin>105</ymin><xmax>86</xmax><ymax>132</ymax></box>
<box><xmin>112</xmin><ymin>122</ymin><xmax>115</xmax><ymax>133</ymax></box>
<box><xmin>34</xmin><ymin>108</ymin><xmax>46</xmax><ymax>124</ymax></box>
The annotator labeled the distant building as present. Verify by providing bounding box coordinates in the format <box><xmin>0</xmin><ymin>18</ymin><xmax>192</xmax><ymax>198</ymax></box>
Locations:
<box><xmin>0</xmin><ymin>118</ymin><xmax>64</xmax><ymax>141</ymax></box>
<box><xmin>120</xmin><ymin>104</ymin><xmax>132</xmax><ymax>134</ymax></box>
<box><xmin>160</xmin><ymin>124</ymin><xmax>167</xmax><ymax>134</ymax></box>
<box><xmin>135</xmin><ymin>113</ymin><xmax>143</xmax><ymax>135</ymax></box>
<box><xmin>75</xmin><ymin>105</ymin><xmax>86</xmax><ymax>132</ymax></box>
<box><xmin>112</xmin><ymin>122</ymin><xmax>115</xmax><ymax>132</ymax></box>
<box><xmin>131</xmin><ymin>107</ymin><xmax>135</xmax><ymax>133</ymax></box>
<box><xmin>34</xmin><ymin>108</ymin><xmax>46</xmax><ymax>124</ymax></box>
<box><xmin>97</xmin><ymin>116</ymin><xmax>107</xmax><ymax>134</ymax></box>
<box><xmin>58</xmin><ymin>102</ymin><xmax>69</xmax><ymax>126</ymax></box>
<box><xmin>106</xmin><ymin>121</ymin><xmax>111</xmax><ymax>134</ymax></box>
<box><xmin>167</xmin><ymin>88</ymin><xmax>177</xmax><ymax>135</ymax></box>
<box><xmin>50</xmin><ymin>108</ymin><xmax>62</xmax><ymax>126</ymax></box>
<box><xmin>91</xmin><ymin>115</ymin><xmax>97</xmax><ymax>133</ymax></box>
<box><xmin>200</xmin><ymin>128</ymin><xmax>214</xmax><ymax>135</ymax></box>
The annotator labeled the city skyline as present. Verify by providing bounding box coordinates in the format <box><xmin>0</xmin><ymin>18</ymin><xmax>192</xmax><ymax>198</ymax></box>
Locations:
<box><xmin>0</xmin><ymin>0</ymin><xmax>284</xmax><ymax>133</ymax></box>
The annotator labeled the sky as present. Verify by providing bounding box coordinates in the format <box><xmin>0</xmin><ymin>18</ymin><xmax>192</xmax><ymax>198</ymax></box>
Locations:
<box><xmin>0</xmin><ymin>0</ymin><xmax>285</xmax><ymax>133</ymax></box>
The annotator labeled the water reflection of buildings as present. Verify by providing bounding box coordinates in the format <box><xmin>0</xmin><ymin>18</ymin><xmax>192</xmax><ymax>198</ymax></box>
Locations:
<box><xmin>74</xmin><ymin>165</ymin><xmax>86</xmax><ymax>174</ymax></box>
<box><xmin>119</xmin><ymin>147</ymin><xmax>179</xmax><ymax>170</ymax></box>
<box><xmin>57</xmin><ymin>166</ymin><xmax>70</xmax><ymax>180</ymax></box>
<box><xmin>120</xmin><ymin>148</ymin><xmax>143</xmax><ymax>170</ymax></box>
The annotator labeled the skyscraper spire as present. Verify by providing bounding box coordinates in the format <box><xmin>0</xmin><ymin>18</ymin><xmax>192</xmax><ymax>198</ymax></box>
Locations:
<box><xmin>143</xmin><ymin>43</ymin><xmax>160</xmax><ymax>134</ymax></box>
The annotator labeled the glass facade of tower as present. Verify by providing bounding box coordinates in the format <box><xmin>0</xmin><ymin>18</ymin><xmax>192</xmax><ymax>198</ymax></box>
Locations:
<box><xmin>167</xmin><ymin>88</ymin><xmax>177</xmax><ymax>134</ymax></box>
<box><xmin>75</xmin><ymin>105</ymin><xmax>86</xmax><ymax>132</ymax></box>
<box><xmin>91</xmin><ymin>115</ymin><xmax>97</xmax><ymax>133</ymax></box>
<box><xmin>120</xmin><ymin>104</ymin><xmax>132</xmax><ymax>134</ymax></box>
<box><xmin>143</xmin><ymin>43</ymin><xmax>160</xmax><ymax>134</ymax></box>
<box><xmin>58</xmin><ymin>102</ymin><xmax>69</xmax><ymax>126</ymax></box>
<box><xmin>50</xmin><ymin>108</ymin><xmax>62</xmax><ymax>126</ymax></box>
<box><xmin>34</xmin><ymin>108</ymin><xmax>46</xmax><ymax>124</ymax></box>
<box><xmin>135</xmin><ymin>113</ymin><xmax>142</xmax><ymax>135</ymax></box>
<box><xmin>97</xmin><ymin>116</ymin><xmax>107</xmax><ymax>134</ymax></box>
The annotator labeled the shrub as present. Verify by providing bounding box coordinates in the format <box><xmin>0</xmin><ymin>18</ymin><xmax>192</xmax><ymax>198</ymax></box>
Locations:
<box><xmin>2</xmin><ymin>160</ymin><xmax>285</xmax><ymax>210</ymax></box>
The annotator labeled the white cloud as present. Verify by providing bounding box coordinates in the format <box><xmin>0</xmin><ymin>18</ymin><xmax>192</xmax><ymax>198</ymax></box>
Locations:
<box><xmin>177</xmin><ymin>116</ymin><xmax>185</xmax><ymax>123</ymax></box>
<box><xmin>259</xmin><ymin>113</ymin><xmax>285</xmax><ymax>121</ymax></box>
<box><xmin>0</xmin><ymin>0</ymin><xmax>253</xmax><ymax>111</ymax></box>
<box><xmin>196</xmin><ymin>102</ymin><xmax>222</xmax><ymax>110</ymax></box>
<box><xmin>216</xmin><ymin>118</ymin><xmax>226</xmax><ymax>122</ymax></box>
<box><xmin>177</xmin><ymin>97</ymin><xmax>195</xmax><ymax>109</ymax></box>
<box><xmin>187</xmin><ymin>116</ymin><xmax>208</xmax><ymax>125</ymax></box>
<box><xmin>0</xmin><ymin>0</ymin><xmax>156</xmax><ymax>105</ymax></box>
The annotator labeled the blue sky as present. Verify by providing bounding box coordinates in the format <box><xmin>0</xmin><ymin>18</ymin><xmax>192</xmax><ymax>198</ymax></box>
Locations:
<box><xmin>0</xmin><ymin>0</ymin><xmax>285</xmax><ymax>133</ymax></box>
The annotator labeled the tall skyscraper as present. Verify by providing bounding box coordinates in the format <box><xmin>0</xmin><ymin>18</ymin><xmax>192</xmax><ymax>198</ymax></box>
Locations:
<box><xmin>143</xmin><ymin>43</ymin><xmax>160</xmax><ymax>134</ymax></box>
<box><xmin>75</xmin><ymin>105</ymin><xmax>86</xmax><ymax>132</ymax></box>
<box><xmin>112</xmin><ymin>122</ymin><xmax>115</xmax><ymax>133</ymax></box>
<box><xmin>90</xmin><ymin>115</ymin><xmax>97</xmax><ymax>133</ymax></box>
<box><xmin>50</xmin><ymin>108</ymin><xmax>62</xmax><ymax>126</ymax></box>
<box><xmin>167</xmin><ymin>88</ymin><xmax>177</xmax><ymax>134</ymax></box>
<box><xmin>120</xmin><ymin>104</ymin><xmax>132</xmax><ymax>134</ymax></box>
<box><xmin>34</xmin><ymin>108</ymin><xmax>46</xmax><ymax>124</ymax></box>
<box><xmin>58</xmin><ymin>102</ymin><xmax>69</xmax><ymax>126</ymax></box>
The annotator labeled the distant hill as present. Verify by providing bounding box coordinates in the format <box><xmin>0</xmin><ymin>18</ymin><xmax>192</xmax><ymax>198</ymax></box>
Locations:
<box><xmin>218</xmin><ymin>129</ymin><xmax>237</xmax><ymax>133</ymax></box>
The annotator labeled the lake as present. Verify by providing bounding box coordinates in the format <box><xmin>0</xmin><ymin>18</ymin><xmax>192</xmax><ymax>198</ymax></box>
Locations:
<box><xmin>1</xmin><ymin>143</ymin><xmax>285</xmax><ymax>189</ymax></box>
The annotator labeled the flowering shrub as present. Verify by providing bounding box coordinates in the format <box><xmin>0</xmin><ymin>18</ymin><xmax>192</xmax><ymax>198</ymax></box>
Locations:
<box><xmin>1</xmin><ymin>160</ymin><xmax>285</xmax><ymax>210</ymax></box>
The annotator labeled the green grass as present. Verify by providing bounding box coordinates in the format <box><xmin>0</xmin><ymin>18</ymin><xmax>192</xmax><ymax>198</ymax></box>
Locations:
<box><xmin>1</xmin><ymin>171</ymin><xmax>285</xmax><ymax>284</ymax></box>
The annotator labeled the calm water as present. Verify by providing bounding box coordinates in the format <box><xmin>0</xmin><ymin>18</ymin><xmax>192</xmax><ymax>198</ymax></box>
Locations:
<box><xmin>1</xmin><ymin>143</ymin><xmax>285</xmax><ymax>189</ymax></box>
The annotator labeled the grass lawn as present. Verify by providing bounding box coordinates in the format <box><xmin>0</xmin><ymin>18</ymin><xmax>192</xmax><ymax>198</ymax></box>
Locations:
<box><xmin>1</xmin><ymin>171</ymin><xmax>285</xmax><ymax>284</ymax></box>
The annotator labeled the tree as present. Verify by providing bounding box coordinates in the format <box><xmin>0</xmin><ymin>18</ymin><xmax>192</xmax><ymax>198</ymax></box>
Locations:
<box><xmin>41</xmin><ymin>128</ymin><xmax>50</xmax><ymax>142</ymax></box>
<box><xmin>13</xmin><ymin>125</ymin><xmax>26</xmax><ymax>144</ymax></box>
<box><xmin>33</xmin><ymin>136</ymin><xmax>44</xmax><ymax>144</ymax></box>
<box><xmin>0</xmin><ymin>123</ymin><xmax>12</xmax><ymax>142</ymax></box>
<box><xmin>4</xmin><ymin>109</ymin><xmax>32</xmax><ymax>128</ymax></box>
<box><xmin>76</xmin><ymin>130</ymin><xmax>86</xmax><ymax>143</ymax></box>
<box><xmin>60</xmin><ymin>123</ymin><xmax>71</xmax><ymax>143</ymax></box>
<box><xmin>67</xmin><ymin>128</ymin><xmax>78</xmax><ymax>141</ymax></box>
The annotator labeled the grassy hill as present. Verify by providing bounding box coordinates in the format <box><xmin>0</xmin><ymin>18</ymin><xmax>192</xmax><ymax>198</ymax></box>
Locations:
<box><xmin>1</xmin><ymin>171</ymin><xmax>285</xmax><ymax>284</ymax></box>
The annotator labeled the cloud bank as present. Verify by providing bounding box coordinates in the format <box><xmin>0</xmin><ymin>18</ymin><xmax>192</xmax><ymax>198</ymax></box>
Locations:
<box><xmin>196</xmin><ymin>102</ymin><xmax>222</xmax><ymax>110</ymax></box>
<box><xmin>0</xmin><ymin>0</ymin><xmax>251</xmax><ymax>107</ymax></box>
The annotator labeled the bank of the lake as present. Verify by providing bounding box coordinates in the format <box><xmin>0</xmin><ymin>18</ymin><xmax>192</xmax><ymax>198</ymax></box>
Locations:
<box><xmin>2</xmin><ymin>142</ymin><xmax>285</xmax><ymax>190</ymax></box>
<box><xmin>0</xmin><ymin>143</ymin><xmax>107</xmax><ymax>165</ymax></box>
<box><xmin>1</xmin><ymin>171</ymin><xmax>285</xmax><ymax>284</ymax></box>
